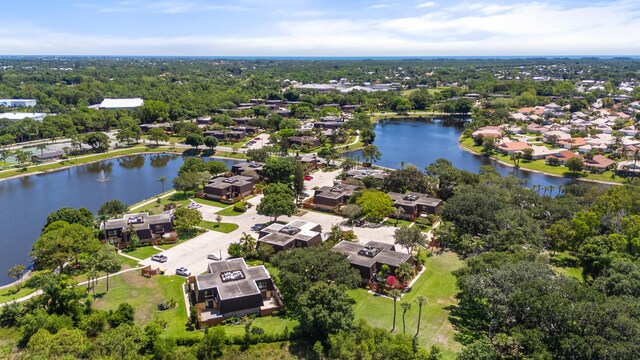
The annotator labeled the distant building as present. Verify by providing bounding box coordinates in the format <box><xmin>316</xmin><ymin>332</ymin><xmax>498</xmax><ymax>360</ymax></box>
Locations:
<box><xmin>231</xmin><ymin>161</ymin><xmax>264</xmax><ymax>176</ymax></box>
<box><xmin>258</xmin><ymin>220</ymin><xmax>323</xmax><ymax>251</ymax></box>
<box><xmin>288</xmin><ymin>136</ymin><xmax>321</xmax><ymax>148</ymax></box>
<box><xmin>313</xmin><ymin>184</ymin><xmax>360</xmax><ymax>211</ymax></box>
<box><xmin>388</xmin><ymin>192</ymin><xmax>443</xmax><ymax>220</ymax></box>
<box><xmin>331</xmin><ymin>240</ymin><xmax>413</xmax><ymax>281</ymax></box>
<box><xmin>95</xmin><ymin>98</ymin><xmax>144</xmax><ymax>110</ymax></box>
<box><xmin>188</xmin><ymin>259</ymin><xmax>283</xmax><ymax>326</ymax></box>
<box><xmin>0</xmin><ymin>112</ymin><xmax>47</xmax><ymax>121</ymax></box>
<box><xmin>31</xmin><ymin>150</ymin><xmax>64</xmax><ymax>163</ymax></box>
<box><xmin>0</xmin><ymin>99</ymin><xmax>37</xmax><ymax>108</ymax></box>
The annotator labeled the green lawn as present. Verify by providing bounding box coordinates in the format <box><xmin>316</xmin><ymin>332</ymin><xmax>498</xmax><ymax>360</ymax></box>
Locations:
<box><xmin>553</xmin><ymin>266</ymin><xmax>584</xmax><ymax>282</ymax></box>
<box><xmin>223</xmin><ymin>316</ymin><xmax>298</xmax><ymax>338</ymax></box>
<box><xmin>92</xmin><ymin>271</ymin><xmax>199</xmax><ymax>339</ymax></box>
<box><xmin>215</xmin><ymin>206</ymin><xmax>243</xmax><ymax>217</ymax></box>
<box><xmin>118</xmin><ymin>254</ymin><xmax>142</xmax><ymax>267</ymax></box>
<box><xmin>192</xmin><ymin>197</ymin><xmax>229</xmax><ymax>208</ymax></box>
<box><xmin>0</xmin><ymin>284</ymin><xmax>38</xmax><ymax>303</ymax></box>
<box><xmin>123</xmin><ymin>246</ymin><xmax>161</xmax><ymax>260</ymax></box>
<box><xmin>384</xmin><ymin>218</ymin><xmax>413</xmax><ymax>228</ymax></box>
<box><xmin>132</xmin><ymin>191</ymin><xmax>192</xmax><ymax>214</ymax></box>
<box><xmin>348</xmin><ymin>251</ymin><xmax>464</xmax><ymax>359</ymax></box>
<box><xmin>459</xmin><ymin>137</ymin><xmax>623</xmax><ymax>185</ymax></box>
<box><xmin>199</xmin><ymin>221</ymin><xmax>239</xmax><ymax>234</ymax></box>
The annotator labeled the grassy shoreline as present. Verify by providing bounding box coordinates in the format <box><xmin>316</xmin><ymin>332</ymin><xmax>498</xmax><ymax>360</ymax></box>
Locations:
<box><xmin>458</xmin><ymin>136</ymin><xmax>624</xmax><ymax>185</ymax></box>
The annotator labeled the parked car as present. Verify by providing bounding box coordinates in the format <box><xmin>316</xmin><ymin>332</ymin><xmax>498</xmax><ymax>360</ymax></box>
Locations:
<box><xmin>151</xmin><ymin>254</ymin><xmax>167</xmax><ymax>263</ymax></box>
<box><xmin>254</xmin><ymin>137</ymin><xmax>260</xmax><ymax>140</ymax></box>
<box><xmin>304</xmin><ymin>175</ymin><xmax>313</xmax><ymax>181</ymax></box>
<box><xmin>251</xmin><ymin>223</ymin><xmax>266</xmax><ymax>231</ymax></box>
<box><xmin>175</xmin><ymin>267</ymin><xmax>191</xmax><ymax>276</ymax></box>
<box><xmin>186</xmin><ymin>202</ymin><xmax>202</xmax><ymax>209</ymax></box>
<box><xmin>207</xmin><ymin>253</ymin><xmax>221</xmax><ymax>261</ymax></box>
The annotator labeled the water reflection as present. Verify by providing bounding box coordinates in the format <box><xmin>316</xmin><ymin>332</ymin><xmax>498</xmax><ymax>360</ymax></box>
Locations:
<box><xmin>150</xmin><ymin>153</ymin><xmax>178</xmax><ymax>168</ymax></box>
<box><xmin>118</xmin><ymin>154</ymin><xmax>145</xmax><ymax>169</ymax></box>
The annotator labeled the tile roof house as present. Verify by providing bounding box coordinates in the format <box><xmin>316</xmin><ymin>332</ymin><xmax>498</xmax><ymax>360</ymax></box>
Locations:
<box><xmin>497</xmin><ymin>141</ymin><xmax>531</xmax><ymax>155</ymax></box>
<box><xmin>617</xmin><ymin>160</ymin><xmax>640</xmax><ymax>177</ymax></box>
<box><xmin>258</xmin><ymin>220</ymin><xmax>323</xmax><ymax>251</ymax></box>
<box><xmin>546</xmin><ymin>150</ymin><xmax>580</xmax><ymax>165</ymax></box>
<box><xmin>100</xmin><ymin>212</ymin><xmax>174</xmax><ymax>248</ymax></box>
<box><xmin>471</xmin><ymin>126</ymin><xmax>503</xmax><ymax>139</ymax></box>
<box><xmin>188</xmin><ymin>259</ymin><xmax>282</xmax><ymax>326</ymax></box>
<box><xmin>584</xmin><ymin>155</ymin><xmax>615</xmax><ymax>173</ymax></box>
<box><xmin>204</xmin><ymin>175</ymin><xmax>255</xmax><ymax>203</ymax></box>
<box><xmin>331</xmin><ymin>241</ymin><xmax>413</xmax><ymax>281</ymax></box>
<box><xmin>558</xmin><ymin>137</ymin><xmax>587</xmax><ymax>149</ymax></box>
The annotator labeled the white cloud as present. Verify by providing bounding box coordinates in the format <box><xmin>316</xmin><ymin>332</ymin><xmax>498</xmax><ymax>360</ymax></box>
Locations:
<box><xmin>4</xmin><ymin>1</ymin><xmax>640</xmax><ymax>56</ymax></box>
<box><xmin>416</xmin><ymin>1</ymin><xmax>436</xmax><ymax>8</ymax></box>
<box><xmin>368</xmin><ymin>3</ymin><xmax>391</xmax><ymax>9</ymax></box>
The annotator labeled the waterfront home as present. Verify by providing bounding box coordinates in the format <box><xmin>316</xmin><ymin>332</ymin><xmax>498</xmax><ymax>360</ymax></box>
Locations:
<box><xmin>204</xmin><ymin>175</ymin><xmax>255</xmax><ymax>203</ymax></box>
<box><xmin>31</xmin><ymin>150</ymin><xmax>64</xmax><ymax>163</ymax></box>
<box><xmin>497</xmin><ymin>140</ymin><xmax>531</xmax><ymax>155</ymax></box>
<box><xmin>545</xmin><ymin>150</ymin><xmax>580</xmax><ymax>165</ymax></box>
<box><xmin>257</xmin><ymin>220</ymin><xmax>323</xmax><ymax>251</ymax></box>
<box><xmin>617</xmin><ymin>160</ymin><xmax>640</xmax><ymax>177</ymax></box>
<box><xmin>313</xmin><ymin>184</ymin><xmax>360</xmax><ymax>211</ymax></box>
<box><xmin>345</xmin><ymin>169</ymin><xmax>388</xmax><ymax>181</ymax></box>
<box><xmin>528</xmin><ymin>145</ymin><xmax>562</xmax><ymax>160</ymax></box>
<box><xmin>100</xmin><ymin>212</ymin><xmax>174</xmax><ymax>248</ymax></box>
<box><xmin>584</xmin><ymin>155</ymin><xmax>615</xmax><ymax>173</ymax></box>
<box><xmin>188</xmin><ymin>259</ymin><xmax>282</xmax><ymax>326</ymax></box>
<box><xmin>331</xmin><ymin>240</ymin><xmax>413</xmax><ymax>281</ymax></box>
<box><xmin>471</xmin><ymin>126</ymin><xmax>502</xmax><ymax>140</ymax></box>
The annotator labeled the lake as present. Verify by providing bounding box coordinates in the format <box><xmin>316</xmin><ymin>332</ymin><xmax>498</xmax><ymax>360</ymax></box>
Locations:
<box><xmin>346</xmin><ymin>118</ymin><xmax>574</xmax><ymax>188</ymax></box>
<box><xmin>0</xmin><ymin>154</ymin><xmax>238</xmax><ymax>285</ymax></box>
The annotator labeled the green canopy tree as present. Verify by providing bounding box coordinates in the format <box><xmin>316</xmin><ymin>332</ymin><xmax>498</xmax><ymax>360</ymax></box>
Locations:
<box><xmin>355</xmin><ymin>189</ymin><xmax>395</xmax><ymax>222</ymax></box>
<box><xmin>297</xmin><ymin>283</ymin><xmax>355</xmax><ymax>340</ymax></box>
<box><xmin>257</xmin><ymin>183</ymin><xmax>296</xmax><ymax>222</ymax></box>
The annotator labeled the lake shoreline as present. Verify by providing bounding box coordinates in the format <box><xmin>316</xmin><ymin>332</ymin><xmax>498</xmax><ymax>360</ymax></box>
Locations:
<box><xmin>457</xmin><ymin>135</ymin><xmax>622</xmax><ymax>186</ymax></box>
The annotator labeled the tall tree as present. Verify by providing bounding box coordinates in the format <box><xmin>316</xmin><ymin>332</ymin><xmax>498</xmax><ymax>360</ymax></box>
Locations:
<box><xmin>389</xmin><ymin>289</ymin><xmax>401</xmax><ymax>333</ymax></box>
<box><xmin>394</xmin><ymin>226</ymin><xmax>428</xmax><ymax>259</ymax></box>
<box><xmin>157</xmin><ymin>176</ymin><xmax>167</xmax><ymax>194</ymax></box>
<box><xmin>414</xmin><ymin>295</ymin><xmax>428</xmax><ymax>338</ymax></box>
<box><xmin>257</xmin><ymin>182</ymin><xmax>296</xmax><ymax>222</ymax></box>
<box><xmin>400</xmin><ymin>302</ymin><xmax>412</xmax><ymax>335</ymax></box>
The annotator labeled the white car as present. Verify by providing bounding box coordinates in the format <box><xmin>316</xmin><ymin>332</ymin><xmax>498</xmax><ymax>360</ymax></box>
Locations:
<box><xmin>151</xmin><ymin>254</ymin><xmax>167</xmax><ymax>263</ymax></box>
<box><xmin>175</xmin><ymin>267</ymin><xmax>191</xmax><ymax>276</ymax></box>
<box><xmin>207</xmin><ymin>253</ymin><xmax>221</xmax><ymax>261</ymax></box>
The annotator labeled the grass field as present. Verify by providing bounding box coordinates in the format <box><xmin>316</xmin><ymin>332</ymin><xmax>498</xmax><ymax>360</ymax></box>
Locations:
<box><xmin>123</xmin><ymin>246</ymin><xmax>161</xmax><ymax>260</ymax></box>
<box><xmin>118</xmin><ymin>254</ymin><xmax>142</xmax><ymax>267</ymax></box>
<box><xmin>215</xmin><ymin>206</ymin><xmax>243</xmax><ymax>217</ymax></box>
<box><xmin>92</xmin><ymin>271</ymin><xmax>199</xmax><ymax>339</ymax></box>
<box><xmin>384</xmin><ymin>218</ymin><xmax>413</xmax><ymax>228</ymax></box>
<box><xmin>223</xmin><ymin>316</ymin><xmax>298</xmax><ymax>338</ymax></box>
<box><xmin>132</xmin><ymin>191</ymin><xmax>192</xmax><ymax>214</ymax></box>
<box><xmin>193</xmin><ymin>197</ymin><xmax>229</xmax><ymax>208</ymax></box>
<box><xmin>348</xmin><ymin>251</ymin><xmax>464</xmax><ymax>359</ymax></box>
<box><xmin>199</xmin><ymin>221</ymin><xmax>239</xmax><ymax>233</ymax></box>
<box><xmin>0</xmin><ymin>285</ymin><xmax>38</xmax><ymax>303</ymax></box>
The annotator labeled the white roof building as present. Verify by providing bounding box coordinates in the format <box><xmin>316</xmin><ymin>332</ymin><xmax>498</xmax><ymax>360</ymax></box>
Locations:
<box><xmin>0</xmin><ymin>99</ymin><xmax>37</xmax><ymax>108</ymax></box>
<box><xmin>97</xmin><ymin>98</ymin><xmax>144</xmax><ymax>110</ymax></box>
<box><xmin>0</xmin><ymin>112</ymin><xmax>47</xmax><ymax>121</ymax></box>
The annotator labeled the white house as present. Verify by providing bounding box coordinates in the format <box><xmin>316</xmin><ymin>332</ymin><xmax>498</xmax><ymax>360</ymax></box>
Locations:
<box><xmin>0</xmin><ymin>112</ymin><xmax>48</xmax><ymax>121</ymax></box>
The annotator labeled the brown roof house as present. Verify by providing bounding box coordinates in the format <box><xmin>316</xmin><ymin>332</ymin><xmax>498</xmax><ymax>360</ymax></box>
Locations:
<box><xmin>388</xmin><ymin>192</ymin><xmax>443</xmax><ymax>220</ymax></box>
<box><xmin>313</xmin><ymin>184</ymin><xmax>360</xmax><ymax>212</ymax></box>
<box><xmin>584</xmin><ymin>155</ymin><xmax>615</xmax><ymax>173</ymax></box>
<box><xmin>100</xmin><ymin>212</ymin><xmax>175</xmax><ymax>248</ymax></box>
<box><xmin>204</xmin><ymin>175</ymin><xmax>255</xmax><ymax>204</ymax></box>
<box><xmin>258</xmin><ymin>220</ymin><xmax>323</xmax><ymax>251</ymax></box>
<box><xmin>497</xmin><ymin>141</ymin><xmax>531</xmax><ymax>155</ymax></box>
<box><xmin>231</xmin><ymin>161</ymin><xmax>264</xmax><ymax>176</ymax></box>
<box><xmin>545</xmin><ymin>150</ymin><xmax>580</xmax><ymax>165</ymax></box>
<box><xmin>188</xmin><ymin>259</ymin><xmax>283</xmax><ymax>326</ymax></box>
<box><xmin>288</xmin><ymin>136</ymin><xmax>321</xmax><ymax>148</ymax></box>
<box><xmin>332</xmin><ymin>241</ymin><xmax>413</xmax><ymax>281</ymax></box>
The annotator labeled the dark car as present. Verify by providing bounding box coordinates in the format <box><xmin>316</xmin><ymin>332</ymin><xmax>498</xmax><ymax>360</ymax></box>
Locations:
<box><xmin>251</xmin><ymin>223</ymin><xmax>266</xmax><ymax>231</ymax></box>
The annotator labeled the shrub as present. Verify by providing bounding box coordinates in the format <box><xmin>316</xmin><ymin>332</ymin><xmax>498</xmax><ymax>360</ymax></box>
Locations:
<box><xmin>233</xmin><ymin>202</ymin><xmax>246</xmax><ymax>213</ymax></box>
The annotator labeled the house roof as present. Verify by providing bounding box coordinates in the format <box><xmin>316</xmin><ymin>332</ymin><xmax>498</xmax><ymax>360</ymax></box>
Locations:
<box><xmin>32</xmin><ymin>150</ymin><xmax>64</xmax><ymax>159</ymax></box>
<box><xmin>332</xmin><ymin>240</ymin><xmax>410</xmax><ymax>268</ymax></box>
<box><xmin>315</xmin><ymin>184</ymin><xmax>360</xmax><ymax>199</ymax></box>
<box><xmin>585</xmin><ymin>155</ymin><xmax>615</xmax><ymax>169</ymax></box>
<box><xmin>205</xmin><ymin>175</ymin><xmax>254</xmax><ymax>190</ymax></box>
<box><xmin>258</xmin><ymin>220</ymin><xmax>321</xmax><ymax>247</ymax></box>
<box><xmin>102</xmin><ymin>212</ymin><xmax>172</xmax><ymax>231</ymax></box>
<box><xmin>196</xmin><ymin>258</ymin><xmax>271</xmax><ymax>301</ymax></box>
<box><xmin>98</xmin><ymin>98</ymin><xmax>144</xmax><ymax>109</ymax></box>
<box><xmin>388</xmin><ymin>192</ymin><xmax>443</xmax><ymax>208</ymax></box>
<box><xmin>498</xmin><ymin>141</ymin><xmax>531</xmax><ymax>151</ymax></box>
<box><xmin>547</xmin><ymin>150</ymin><xmax>580</xmax><ymax>160</ymax></box>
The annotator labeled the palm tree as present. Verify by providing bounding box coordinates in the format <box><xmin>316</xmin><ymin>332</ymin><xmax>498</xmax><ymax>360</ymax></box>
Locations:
<box><xmin>158</xmin><ymin>176</ymin><xmax>167</xmax><ymax>194</ymax></box>
<box><xmin>400</xmin><ymin>302</ymin><xmax>412</xmax><ymax>335</ymax></box>
<box><xmin>389</xmin><ymin>289</ymin><xmax>401</xmax><ymax>333</ymax></box>
<box><xmin>393</xmin><ymin>207</ymin><xmax>406</xmax><ymax>226</ymax></box>
<box><xmin>549</xmin><ymin>185</ymin><xmax>556</xmax><ymax>197</ymax></box>
<box><xmin>239</xmin><ymin>232</ymin><xmax>257</xmax><ymax>255</ymax></box>
<box><xmin>35</xmin><ymin>143</ymin><xmax>47</xmax><ymax>158</ymax></box>
<box><xmin>414</xmin><ymin>295</ymin><xmax>428</xmax><ymax>338</ymax></box>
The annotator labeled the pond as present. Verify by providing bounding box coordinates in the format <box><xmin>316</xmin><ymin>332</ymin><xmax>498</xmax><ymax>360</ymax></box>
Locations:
<box><xmin>0</xmin><ymin>154</ymin><xmax>239</xmax><ymax>285</ymax></box>
<box><xmin>346</xmin><ymin>118</ymin><xmax>575</xmax><ymax>188</ymax></box>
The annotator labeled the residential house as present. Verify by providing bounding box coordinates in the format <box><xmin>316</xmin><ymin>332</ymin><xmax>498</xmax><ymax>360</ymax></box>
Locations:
<box><xmin>100</xmin><ymin>212</ymin><xmax>174</xmax><ymax>248</ymax></box>
<box><xmin>617</xmin><ymin>160</ymin><xmax>640</xmax><ymax>177</ymax></box>
<box><xmin>545</xmin><ymin>150</ymin><xmax>580</xmax><ymax>165</ymax></box>
<box><xmin>345</xmin><ymin>169</ymin><xmax>388</xmax><ymax>181</ymax></box>
<box><xmin>313</xmin><ymin>184</ymin><xmax>360</xmax><ymax>211</ymax></box>
<box><xmin>299</xmin><ymin>154</ymin><xmax>327</xmax><ymax>171</ymax></box>
<box><xmin>558</xmin><ymin>137</ymin><xmax>587</xmax><ymax>150</ymax></box>
<box><xmin>288</xmin><ymin>136</ymin><xmax>322</xmax><ymax>148</ymax></box>
<box><xmin>31</xmin><ymin>150</ymin><xmax>64</xmax><ymax>163</ymax></box>
<box><xmin>188</xmin><ymin>259</ymin><xmax>282</xmax><ymax>326</ymax></box>
<box><xmin>232</xmin><ymin>161</ymin><xmax>264</xmax><ymax>176</ymax></box>
<box><xmin>257</xmin><ymin>220</ymin><xmax>323</xmax><ymax>251</ymax></box>
<box><xmin>471</xmin><ymin>126</ymin><xmax>503</xmax><ymax>139</ymax></box>
<box><xmin>388</xmin><ymin>192</ymin><xmax>443</xmax><ymax>220</ymax></box>
<box><xmin>331</xmin><ymin>241</ymin><xmax>413</xmax><ymax>281</ymax></box>
<box><xmin>204</xmin><ymin>175</ymin><xmax>255</xmax><ymax>203</ymax></box>
<box><xmin>584</xmin><ymin>155</ymin><xmax>615</xmax><ymax>173</ymax></box>
<box><xmin>497</xmin><ymin>141</ymin><xmax>531</xmax><ymax>155</ymax></box>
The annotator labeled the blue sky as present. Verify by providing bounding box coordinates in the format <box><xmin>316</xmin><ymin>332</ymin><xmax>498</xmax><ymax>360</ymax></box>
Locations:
<box><xmin>1</xmin><ymin>0</ymin><xmax>639</xmax><ymax>56</ymax></box>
